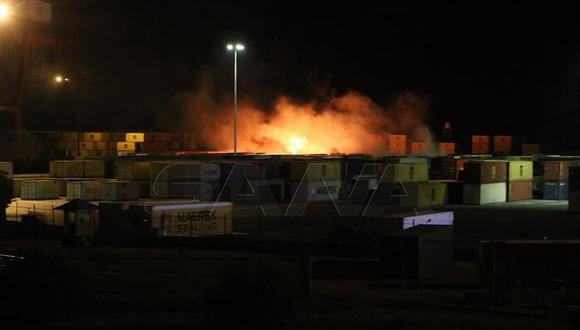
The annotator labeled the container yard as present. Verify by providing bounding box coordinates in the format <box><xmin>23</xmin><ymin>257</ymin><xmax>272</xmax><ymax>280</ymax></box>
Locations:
<box><xmin>0</xmin><ymin>2</ymin><xmax>578</xmax><ymax>329</ymax></box>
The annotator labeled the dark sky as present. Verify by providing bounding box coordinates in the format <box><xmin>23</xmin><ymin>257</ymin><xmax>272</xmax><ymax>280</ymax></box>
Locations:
<box><xmin>4</xmin><ymin>1</ymin><xmax>580</xmax><ymax>149</ymax></box>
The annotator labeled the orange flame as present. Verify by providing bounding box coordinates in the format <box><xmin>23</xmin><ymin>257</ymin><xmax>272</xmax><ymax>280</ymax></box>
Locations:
<box><xmin>179</xmin><ymin>90</ymin><xmax>434</xmax><ymax>156</ymax></box>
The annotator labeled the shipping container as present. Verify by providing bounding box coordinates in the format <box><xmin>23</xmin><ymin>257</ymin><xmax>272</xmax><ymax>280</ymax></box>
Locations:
<box><xmin>472</xmin><ymin>135</ymin><xmax>490</xmax><ymax>144</ymax></box>
<box><xmin>102</xmin><ymin>180</ymin><xmax>139</xmax><ymax>201</ymax></box>
<box><xmin>507</xmin><ymin>160</ymin><xmax>533</xmax><ymax>182</ymax></box>
<box><xmin>115</xmin><ymin>161</ymin><xmax>151</xmax><ymax>180</ymax></box>
<box><xmin>472</xmin><ymin>143</ymin><xmax>490</xmax><ymax>154</ymax></box>
<box><xmin>387</xmin><ymin>134</ymin><xmax>407</xmax><ymax>155</ymax></box>
<box><xmin>521</xmin><ymin>143</ymin><xmax>540</xmax><ymax>155</ymax></box>
<box><xmin>116</xmin><ymin>141</ymin><xmax>136</xmax><ymax>152</ymax></box>
<box><xmin>285</xmin><ymin>160</ymin><xmax>341</xmax><ymax>181</ymax></box>
<box><xmin>20</xmin><ymin>180</ymin><xmax>60</xmax><ymax>200</ymax></box>
<box><xmin>543</xmin><ymin>181</ymin><xmax>568</xmax><ymax>200</ymax></box>
<box><xmin>49</xmin><ymin>160</ymin><xmax>105</xmax><ymax>178</ymax></box>
<box><xmin>399</xmin><ymin>181</ymin><xmax>448</xmax><ymax>208</ymax></box>
<box><xmin>0</xmin><ymin>161</ymin><xmax>13</xmax><ymax>178</ymax></box>
<box><xmin>439</xmin><ymin>158</ymin><xmax>468</xmax><ymax>180</ymax></box>
<box><xmin>289</xmin><ymin>179</ymin><xmax>341</xmax><ymax>202</ymax></box>
<box><xmin>463</xmin><ymin>182</ymin><xmax>507</xmax><ymax>205</ymax></box>
<box><xmin>125</xmin><ymin>132</ymin><xmax>146</xmax><ymax>142</ymax></box>
<box><xmin>438</xmin><ymin>142</ymin><xmax>456</xmax><ymax>155</ymax></box>
<box><xmin>493</xmin><ymin>135</ymin><xmax>512</xmax><ymax>154</ymax></box>
<box><xmin>379</xmin><ymin>163</ymin><xmax>429</xmax><ymax>183</ymax></box>
<box><xmin>507</xmin><ymin>181</ymin><xmax>532</xmax><ymax>201</ymax></box>
<box><xmin>410</xmin><ymin>142</ymin><xmax>429</xmax><ymax>155</ymax></box>
<box><xmin>463</xmin><ymin>161</ymin><xmax>507</xmax><ymax>184</ymax></box>
<box><xmin>543</xmin><ymin>160</ymin><xmax>580</xmax><ymax>182</ymax></box>
<box><xmin>83</xmin><ymin>132</ymin><xmax>109</xmax><ymax>142</ymax></box>
<box><xmin>151</xmin><ymin>202</ymin><xmax>233</xmax><ymax>237</ymax></box>
<box><xmin>150</xmin><ymin>180</ymin><xmax>219</xmax><ymax>200</ymax></box>
<box><xmin>66</xmin><ymin>181</ymin><xmax>103</xmax><ymax>200</ymax></box>
<box><xmin>150</xmin><ymin>161</ymin><xmax>221</xmax><ymax>182</ymax></box>
<box><xmin>59</xmin><ymin>132</ymin><xmax>78</xmax><ymax>141</ymax></box>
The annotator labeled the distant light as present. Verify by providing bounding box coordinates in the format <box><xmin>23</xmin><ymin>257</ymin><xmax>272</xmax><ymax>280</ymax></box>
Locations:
<box><xmin>55</xmin><ymin>75</ymin><xmax>63</xmax><ymax>83</ymax></box>
<box><xmin>64</xmin><ymin>78</ymin><xmax>70</xmax><ymax>82</ymax></box>
<box><xmin>226</xmin><ymin>44</ymin><xmax>234</xmax><ymax>50</ymax></box>
<box><xmin>235</xmin><ymin>44</ymin><xmax>245</xmax><ymax>51</ymax></box>
<box><xmin>0</xmin><ymin>3</ymin><xmax>10</xmax><ymax>21</ymax></box>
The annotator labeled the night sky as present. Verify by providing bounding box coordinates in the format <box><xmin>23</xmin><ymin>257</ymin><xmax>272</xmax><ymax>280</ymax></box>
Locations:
<box><xmin>3</xmin><ymin>1</ymin><xmax>580</xmax><ymax>149</ymax></box>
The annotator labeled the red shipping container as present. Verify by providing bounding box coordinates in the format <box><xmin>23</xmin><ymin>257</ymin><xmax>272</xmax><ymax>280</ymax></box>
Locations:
<box><xmin>507</xmin><ymin>181</ymin><xmax>532</xmax><ymax>201</ymax></box>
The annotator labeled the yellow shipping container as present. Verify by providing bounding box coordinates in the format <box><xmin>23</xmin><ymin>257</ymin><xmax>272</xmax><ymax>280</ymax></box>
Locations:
<box><xmin>400</xmin><ymin>181</ymin><xmax>448</xmax><ymax>208</ymax></box>
<box><xmin>508</xmin><ymin>160</ymin><xmax>533</xmax><ymax>182</ymax></box>
<box><xmin>117</xmin><ymin>141</ymin><xmax>136</xmax><ymax>151</ymax></box>
<box><xmin>125</xmin><ymin>132</ymin><xmax>145</xmax><ymax>142</ymax></box>
<box><xmin>83</xmin><ymin>132</ymin><xmax>109</xmax><ymax>142</ymax></box>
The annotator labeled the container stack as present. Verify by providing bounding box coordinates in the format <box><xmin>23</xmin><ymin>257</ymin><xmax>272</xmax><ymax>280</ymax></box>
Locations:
<box><xmin>114</xmin><ymin>161</ymin><xmax>151</xmax><ymax>197</ymax></box>
<box><xmin>20</xmin><ymin>180</ymin><xmax>60</xmax><ymax>200</ymax></box>
<box><xmin>471</xmin><ymin>135</ymin><xmax>490</xmax><ymax>154</ymax></box>
<box><xmin>66</xmin><ymin>181</ymin><xmax>103</xmax><ymax>200</ymax></box>
<box><xmin>542</xmin><ymin>160</ymin><xmax>580</xmax><ymax>200</ymax></box>
<box><xmin>463</xmin><ymin>160</ymin><xmax>507</xmax><ymax>204</ymax></box>
<box><xmin>101</xmin><ymin>180</ymin><xmax>139</xmax><ymax>201</ymax></box>
<box><xmin>506</xmin><ymin>160</ymin><xmax>533</xmax><ymax>201</ymax></box>
<box><xmin>286</xmin><ymin>159</ymin><xmax>342</xmax><ymax>202</ymax></box>
<box><xmin>493</xmin><ymin>136</ymin><xmax>512</xmax><ymax>155</ymax></box>
<box><xmin>149</xmin><ymin>161</ymin><xmax>221</xmax><ymax>200</ymax></box>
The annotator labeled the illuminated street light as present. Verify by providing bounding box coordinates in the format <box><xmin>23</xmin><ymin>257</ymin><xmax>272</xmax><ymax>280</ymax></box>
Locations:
<box><xmin>0</xmin><ymin>3</ymin><xmax>10</xmax><ymax>21</ymax></box>
<box><xmin>226</xmin><ymin>42</ymin><xmax>244</xmax><ymax>154</ymax></box>
<box><xmin>53</xmin><ymin>73</ymin><xmax>80</xmax><ymax>155</ymax></box>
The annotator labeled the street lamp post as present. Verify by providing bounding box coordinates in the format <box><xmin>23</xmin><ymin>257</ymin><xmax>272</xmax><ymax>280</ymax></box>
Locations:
<box><xmin>55</xmin><ymin>74</ymin><xmax>79</xmax><ymax>156</ymax></box>
<box><xmin>226</xmin><ymin>43</ymin><xmax>244</xmax><ymax>154</ymax></box>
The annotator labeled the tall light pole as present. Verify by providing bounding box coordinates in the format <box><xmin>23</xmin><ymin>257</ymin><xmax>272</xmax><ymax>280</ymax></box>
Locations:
<box><xmin>54</xmin><ymin>74</ymin><xmax>79</xmax><ymax>156</ymax></box>
<box><xmin>227</xmin><ymin>43</ymin><xmax>244</xmax><ymax>154</ymax></box>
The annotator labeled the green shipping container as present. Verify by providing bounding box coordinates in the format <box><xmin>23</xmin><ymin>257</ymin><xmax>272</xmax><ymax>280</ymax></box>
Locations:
<box><xmin>508</xmin><ymin>160</ymin><xmax>533</xmax><ymax>182</ymax></box>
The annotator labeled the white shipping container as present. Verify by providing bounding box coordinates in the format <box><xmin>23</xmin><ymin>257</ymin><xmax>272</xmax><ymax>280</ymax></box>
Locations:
<box><xmin>463</xmin><ymin>182</ymin><xmax>507</xmax><ymax>205</ymax></box>
<box><xmin>151</xmin><ymin>202</ymin><xmax>233</xmax><ymax>237</ymax></box>
<box><xmin>66</xmin><ymin>181</ymin><xmax>102</xmax><ymax>200</ymax></box>
<box><xmin>0</xmin><ymin>161</ymin><xmax>14</xmax><ymax>178</ymax></box>
<box><xmin>49</xmin><ymin>160</ymin><xmax>105</xmax><ymax>178</ymax></box>
<box><xmin>20</xmin><ymin>180</ymin><xmax>60</xmax><ymax>200</ymax></box>
<box><xmin>289</xmin><ymin>179</ymin><xmax>341</xmax><ymax>202</ymax></box>
<box><xmin>102</xmin><ymin>180</ymin><xmax>139</xmax><ymax>201</ymax></box>
<box><xmin>150</xmin><ymin>161</ymin><xmax>221</xmax><ymax>182</ymax></box>
<box><xmin>115</xmin><ymin>161</ymin><xmax>151</xmax><ymax>180</ymax></box>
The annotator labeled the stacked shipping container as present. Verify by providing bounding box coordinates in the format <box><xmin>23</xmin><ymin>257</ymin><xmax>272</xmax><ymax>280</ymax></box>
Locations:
<box><xmin>463</xmin><ymin>161</ymin><xmax>508</xmax><ymax>204</ymax></box>
<box><xmin>506</xmin><ymin>160</ymin><xmax>533</xmax><ymax>201</ymax></box>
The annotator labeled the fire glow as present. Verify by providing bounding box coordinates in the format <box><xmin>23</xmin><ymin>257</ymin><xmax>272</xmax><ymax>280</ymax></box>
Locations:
<box><xmin>179</xmin><ymin>90</ymin><xmax>434</xmax><ymax>156</ymax></box>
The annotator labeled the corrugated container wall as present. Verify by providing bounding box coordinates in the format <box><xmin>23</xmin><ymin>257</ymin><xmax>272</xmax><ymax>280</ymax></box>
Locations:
<box><xmin>463</xmin><ymin>182</ymin><xmax>507</xmax><ymax>205</ymax></box>
<box><xmin>463</xmin><ymin>161</ymin><xmax>507</xmax><ymax>184</ymax></box>
<box><xmin>543</xmin><ymin>161</ymin><xmax>580</xmax><ymax>182</ymax></box>
<box><xmin>286</xmin><ymin>160</ymin><xmax>341</xmax><ymax>181</ymax></box>
<box><xmin>380</xmin><ymin>163</ymin><xmax>429</xmax><ymax>183</ymax></box>
<box><xmin>20</xmin><ymin>180</ymin><xmax>59</xmax><ymax>200</ymax></box>
<box><xmin>49</xmin><ymin>160</ymin><xmax>105</xmax><ymax>178</ymax></box>
<box><xmin>493</xmin><ymin>135</ymin><xmax>512</xmax><ymax>154</ymax></box>
<box><xmin>507</xmin><ymin>161</ymin><xmax>533</xmax><ymax>182</ymax></box>
<box><xmin>507</xmin><ymin>181</ymin><xmax>532</xmax><ymax>201</ymax></box>
<box><xmin>472</xmin><ymin>135</ymin><xmax>490</xmax><ymax>154</ymax></box>
<box><xmin>66</xmin><ymin>181</ymin><xmax>103</xmax><ymax>200</ymax></box>
<box><xmin>411</xmin><ymin>142</ymin><xmax>429</xmax><ymax>155</ymax></box>
<box><xmin>102</xmin><ymin>181</ymin><xmax>139</xmax><ymax>201</ymax></box>
<box><xmin>387</xmin><ymin>134</ymin><xmax>407</xmax><ymax>155</ymax></box>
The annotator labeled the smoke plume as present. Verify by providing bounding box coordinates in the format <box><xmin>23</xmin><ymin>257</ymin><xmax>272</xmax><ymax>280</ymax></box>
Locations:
<box><xmin>176</xmin><ymin>78</ymin><xmax>434</xmax><ymax>155</ymax></box>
